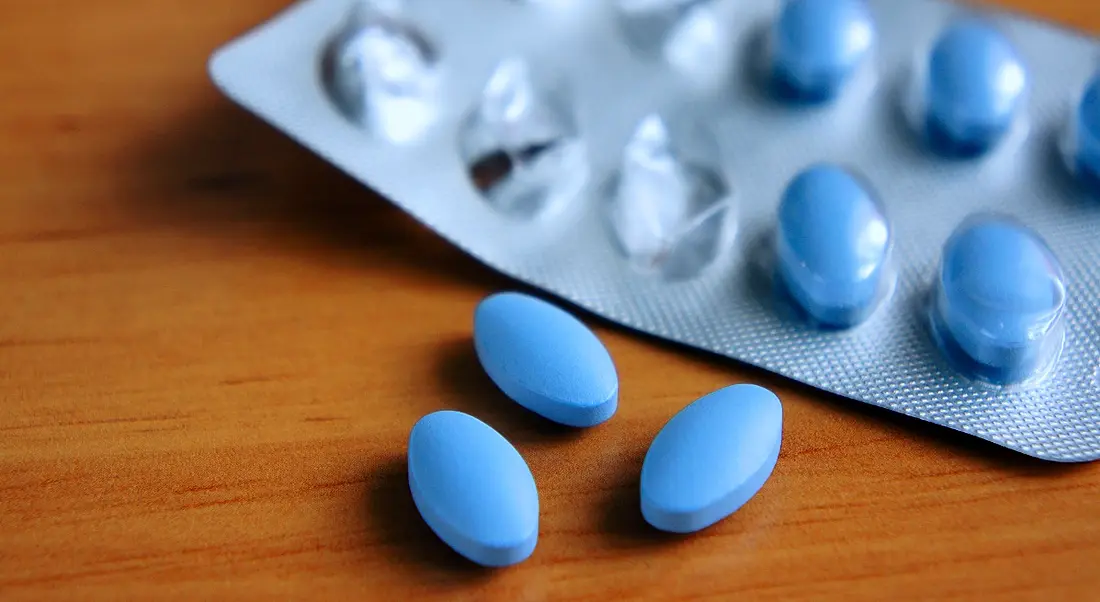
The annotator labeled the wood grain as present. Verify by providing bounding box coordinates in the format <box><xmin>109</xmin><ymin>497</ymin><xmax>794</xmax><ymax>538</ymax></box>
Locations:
<box><xmin>2</xmin><ymin>1</ymin><xmax>1100</xmax><ymax>600</ymax></box>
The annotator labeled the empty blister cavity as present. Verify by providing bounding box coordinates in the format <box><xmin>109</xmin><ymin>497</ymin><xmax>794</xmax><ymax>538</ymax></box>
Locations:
<box><xmin>906</xmin><ymin>18</ymin><xmax>1028</xmax><ymax>158</ymax></box>
<box><xmin>321</xmin><ymin>0</ymin><xmax>439</xmax><ymax>142</ymax></box>
<box><xmin>930</xmin><ymin>215</ymin><xmax>1066</xmax><ymax>385</ymax></box>
<box><xmin>768</xmin><ymin>0</ymin><xmax>875</xmax><ymax>103</ymax></box>
<box><xmin>775</xmin><ymin>164</ymin><xmax>892</xmax><ymax>328</ymax></box>
<box><xmin>614</xmin><ymin>0</ymin><xmax>714</xmax><ymax>59</ymax></box>
<box><xmin>603</xmin><ymin>114</ymin><xmax>735</xmax><ymax>280</ymax></box>
<box><xmin>1062</xmin><ymin>70</ymin><xmax>1100</xmax><ymax>190</ymax></box>
<box><xmin>662</xmin><ymin>2</ymin><xmax>736</xmax><ymax>84</ymax></box>
<box><xmin>458</xmin><ymin>58</ymin><xmax>588</xmax><ymax>219</ymax></box>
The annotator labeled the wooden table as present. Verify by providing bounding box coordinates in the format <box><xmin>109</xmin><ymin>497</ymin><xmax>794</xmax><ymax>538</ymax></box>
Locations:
<box><xmin>3</xmin><ymin>1</ymin><xmax>1100</xmax><ymax>599</ymax></box>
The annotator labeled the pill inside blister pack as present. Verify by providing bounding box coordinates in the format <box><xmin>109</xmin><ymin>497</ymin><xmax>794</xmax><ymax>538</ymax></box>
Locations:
<box><xmin>210</xmin><ymin>0</ymin><xmax>1100</xmax><ymax>460</ymax></box>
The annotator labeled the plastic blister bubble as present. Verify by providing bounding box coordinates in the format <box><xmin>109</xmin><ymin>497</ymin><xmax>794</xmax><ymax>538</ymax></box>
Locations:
<box><xmin>930</xmin><ymin>214</ymin><xmax>1066</xmax><ymax>385</ymax></box>
<box><xmin>768</xmin><ymin>0</ymin><xmax>876</xmax><ymax>103</ymax></box>
<box><xmin>602</xmin><ymin>113</ymin><xmax>736</xmax><ymax>280</ymax></box>
<box><xmin>774</xmin><ymin>163</ymin><xmax>893</xmax><ymax>328</ymax></box>
<box><xmin>904</xmin><ymin>16</ymin><xmax>1029</xmax><ymax>158</ymax></box>
<box><xmin>458</xmin><ymin>58</ymin><xmax>588</xmax><ymax>219</ymax></box>
<box><xmin>321</xmin><ymin>0</ymin><xmax>439</xmax><ymax>142</ymax></box>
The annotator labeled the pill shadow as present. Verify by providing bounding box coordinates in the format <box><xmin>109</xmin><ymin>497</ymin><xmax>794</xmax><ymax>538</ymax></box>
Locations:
<box><xmin>127</xmin><ymin>100</ymin><xmax>509</xmax><ymax>290</ymax></box>
<box><xmin>362</xmin><ymin>457</ymin><xmax>498</xmax><ymax>582</ymax></box>
<box><xmin>598</xmin><ymin>473</ymin><xmax>778</xmax><ymax>553</ymax></box>
<box><xmin>433</xmin><ymin>338</ymin><xmax>588</xmax><ymax>445</ymax></box>
<box><xmin>599</xmin><ymin>474</ymin><xmax>688</xmax><ymax>550</ymax></box>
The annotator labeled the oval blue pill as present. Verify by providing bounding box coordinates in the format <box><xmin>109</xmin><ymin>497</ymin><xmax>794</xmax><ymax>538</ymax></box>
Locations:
<box><xmin>474</xmin><ymin>292</ymin><xmax>618</xmax><ymax>427</ymax></box>
<box><xmin>1073</xmin><ymin>71</ymin><xmax>1100</xmax><ymax>187</ymax></box>
<box><xmin>407</xmin><ymin>410</ymin><xmax>539</xmax><ymax>567</ymax></box>
<box><xmin>772</xmin><ymin>0</ymin><xmax>875</xmax><ymax>102</ymax></box>
<box><xmin>776</xmin><ymin>164</ymin><xmax>891</xmax><ymax>328</ymax></box>
<box><xmin>923</xmin><ymin>20</ymin><xmax>1027</xmax><ymax>156</ymax></box>
<box><xmin>932</xmin><ymin>215</ymin><xmax>1066</xmax><ymax>384</ymax></box>
<box><xmin>640</xmin><ymin>384</ymin><xmax>783</xmax><ymax>534</ymax></box>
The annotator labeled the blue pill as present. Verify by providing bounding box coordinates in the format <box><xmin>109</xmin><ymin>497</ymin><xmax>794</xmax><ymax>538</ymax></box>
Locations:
<box><xmin>923</xmin><ymin>20</ymin><xmax>1027</xmax><ymax>156</ymax></box>
<box><xmin>1073</xmin><ymin>71</ymin><xmax>1100</xmax><ymax>187</ymax></box>
<box><xmin>771</xmin><ymin>0</ymin><xmax>875</xmax><ymax>102</ymax></box>
<box><xmin>407</xmin><ymin>410</ymin><xmax>539</xmax><ymax>567</ymax></box>
<box><xmin>641</xmin><ymin>384</ymin><xmax>783</xmax><ymax>534</ymax></box>
<box><xmin>474</xmin><ymin>292</ymin><xmax>618</xmax><ymax>428</ymax></box>
<box><xmin>776</xmin><ymin>164</ymin><xmax>891</xmax><ymax>328</ymax></box>
<box><xmin>933</xmin><ymin>216</ymin><xmax>1066</xmax><ymax>383</ymax></box>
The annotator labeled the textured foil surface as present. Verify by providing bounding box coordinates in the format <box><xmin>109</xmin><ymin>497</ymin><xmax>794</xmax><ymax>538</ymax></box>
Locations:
<box><xmin>210</xmin><ymin>0</ymin><xmax>1100</xmax><ymax>461</ymax></box>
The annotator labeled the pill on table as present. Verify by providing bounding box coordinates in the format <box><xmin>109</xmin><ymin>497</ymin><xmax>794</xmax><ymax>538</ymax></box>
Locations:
<box><xmin>776</xmin><ymin>163</ymin><xmax>891</xmax><ymax>328</ymax></box>
<box><xmin>474</xmin><ymin>292</ymin><xmax>618</xmax><ymax>427</ymax></box>
<box><xmin>640</xmin><ymin>384</ymin><xmax>783</xmax><ymax>534</ymax></box>
<box><xmin>771</xmin><ymin>0</ymin><xmax>875</xmax><ymax>102</ymax></box>
<box><xmin>932</xmin><ymin>215</ymin><xmax>1066</xmax><ymax>384</ymax></box>
<box><xmin>1072</xmin><ymin>71</ymin><xmax>1100</xmax><ymax>187</ymax></box>
<box><xmin>407</xmin><ymin>410</ymin><xmax>539</xmax><ymax>567</ymax></box>
<box><xmin>923</xmin><ymin>19</ymin><xmax>1027</xmax><ymax>156</ymax></box>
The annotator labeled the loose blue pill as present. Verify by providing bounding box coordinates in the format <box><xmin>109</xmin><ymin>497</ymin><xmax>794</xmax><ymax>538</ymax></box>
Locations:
<box><xmin>1073</xmin><ymin>71</ymin><xmax>1100</xmax><ymax>188</ymax></box>
<box><xmin>776</xmin><ymin>164</ymin><xmax>891</xmax><ymax>328</ymax></box>
<box><xmin>923</xmin><ymin>20</ymin><xmax>1027</xmax><ymax>157</ymax></box>
<box><xmin>407</xmin><ymin>410</ymin><xmax>539</xmax><ymax>567</ymax></box>
<box><xmin>771</xmin><ymin>0</ymin><xmax>875</xmax><ymax>102</ymax></box>
<box><xmin>641</xmin><ymin>384</ymin><xmax>783</xmax><ymax>534</ymax></box>
<box><xmin>474</xmin><ymin>292</ymin><xmax>618</xmax><ymax>427</ymax></box>
<box><xmin>932</xmin><ymin>216</ymin><xmax>1066</xmax><ymax>384</ymax></box>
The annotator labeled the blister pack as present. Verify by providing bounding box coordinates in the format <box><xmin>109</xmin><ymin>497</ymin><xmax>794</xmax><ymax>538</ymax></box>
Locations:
<box><xmin>209</xmin><ymin>0</ymin><xmax>1100</xmax><ymax>462</ymax></box>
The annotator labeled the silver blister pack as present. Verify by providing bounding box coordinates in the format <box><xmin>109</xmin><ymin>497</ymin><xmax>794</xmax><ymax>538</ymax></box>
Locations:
<box><xmin>210</xmin><ymin>0</ymin><xmax>1100</xmax><ymax>462</ymax></box>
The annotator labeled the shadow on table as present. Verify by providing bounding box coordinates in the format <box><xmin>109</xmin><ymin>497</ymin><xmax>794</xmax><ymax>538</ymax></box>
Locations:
<box><xmin>128</xmin><ymin>99</ymin><xmax>509</xmax><ymax>291</ymax></box>
<box><xmin>364</xmin><ymin>457</ymin><xmax>497</xmax><ymax>583</ymax></box>
<box><xmin>598</xmin><ymin>474</ymin><xmax>689</xmax><ymax>550</ymax></box>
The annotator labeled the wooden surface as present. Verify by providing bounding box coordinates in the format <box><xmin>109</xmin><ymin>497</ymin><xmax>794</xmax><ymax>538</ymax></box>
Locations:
<box><xmin>3</xmin><ymin>1</ymin><xmax>1100</xmax><ymax>600</ymax></box>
